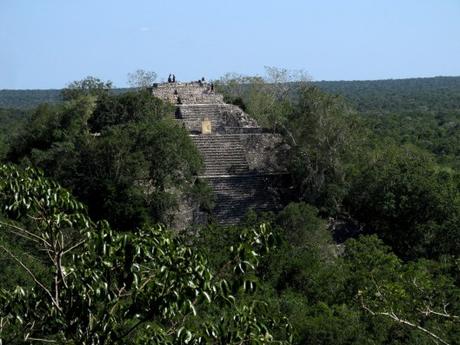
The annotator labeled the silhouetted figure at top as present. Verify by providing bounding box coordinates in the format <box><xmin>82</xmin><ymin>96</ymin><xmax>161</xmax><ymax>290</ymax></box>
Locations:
<box><xmin>210</xmin><ymin>83</ymin><xmax>214</xmax><ymax>92</ymax></box>
<box><xmin>168</xmin><ymin>74</ymin><xmax>172</xmax><ymax>83</ymax></box>
<box><xmin>201</xmin><ymin>77</ymin><xmax>205</xmax><ymax>82</ymax></box>
<box><xmin>198</xmin><ymin>80</ymin><xmax>203</xmax><ymax>87</ymax></box>
<box><xmin>172</xmin><ymin>74</ymin><xmax>176</xmax><ymax>83</ymax></box>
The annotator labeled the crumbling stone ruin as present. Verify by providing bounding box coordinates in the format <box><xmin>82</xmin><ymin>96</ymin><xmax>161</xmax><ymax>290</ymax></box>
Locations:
<box><xmin>152</xmin><ymin>81</ymin><xmax>287</xmax><ymax>225</ymax></box>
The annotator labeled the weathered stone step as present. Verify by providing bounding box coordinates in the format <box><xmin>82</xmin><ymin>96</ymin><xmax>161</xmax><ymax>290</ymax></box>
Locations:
<box><xmin>173</xmin><ymin>103</ymin><xmax>259</xmax><ymax>134</ymax></box>
<box><xmin>203</xmin><ymin>175</ymin><xmax>279</xmax><ymax>224</ymax></box>
<box><xmin>191</xmin><ymin>135</ymin><xmax>250</xmax><ymax>176</ymax></box>
<box><xmin>191</xmin><ymin>133</ymin><xmax>243</xmax><ymax>138</ymax></box>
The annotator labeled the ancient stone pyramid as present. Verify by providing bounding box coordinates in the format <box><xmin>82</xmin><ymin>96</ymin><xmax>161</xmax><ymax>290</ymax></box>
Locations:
<box><xmin>152</xmin><ymin>81</ymin><xmax>286</xmax><ymax>225</ymax></box>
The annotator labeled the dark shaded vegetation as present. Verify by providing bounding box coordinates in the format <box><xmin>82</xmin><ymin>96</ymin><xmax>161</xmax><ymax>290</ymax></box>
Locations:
<box><xmin>1</xmin><ymin>74</ymin><xmax>460</xmax><ymax>344</ymax></box>
<box><xmin>196</xmin><ymin>203</ymin><xmax>460</xmax><ymax>345</ymax></box>
<box><xmin>0</xmin><ymin>89</ymin><xmax>62</xmax><ymax>109</ymax></box>
<box><xmin>0</xmin><ymin>87</ymin><xmax>131</xmax><ymax>109</ymax></box>
<box><xmin>4</xmin><ymin>82</ymin><xmax>204</xmax><ymax>231</ymax></box>
<box><xmin>316</xmin><ymin>77</ymin><xmax>460</xmax><ymax>169</ymax></box>
<box><xmin>315</xmin><ymin>76</ymin><xmax>460</xmax><ymax>114</ymax></box>
<box><xmin>212</xmin><ymin>71</ymin><xmax>460</xmax><ymax>344</ymax></box>
<box><xmin>0</xmin><ymin>108</ymin><xmax>30</xmax><ymax>160</ymax></box>
<box><xmin>0</xmin><ymin>165</ymin><xmax>288</xmax><ymax>343</ymax></box>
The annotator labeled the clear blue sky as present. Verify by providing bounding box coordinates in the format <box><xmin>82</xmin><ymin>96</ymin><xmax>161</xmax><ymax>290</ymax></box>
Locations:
<box><xmin>1</xmin><ymin>0</ymin><xmax>459</xmax><ymax>89</ymax></box>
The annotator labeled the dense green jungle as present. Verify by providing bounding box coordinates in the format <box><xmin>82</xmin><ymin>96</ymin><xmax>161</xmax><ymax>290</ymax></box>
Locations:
<box><xmin>0</xmin><ymin>74</ymin><xmax>459</xmax><ymax>344</ymax></box>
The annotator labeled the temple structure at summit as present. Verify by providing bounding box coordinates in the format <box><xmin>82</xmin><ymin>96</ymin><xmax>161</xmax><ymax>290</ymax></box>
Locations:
<box><xmin>152</xmin><ymin>81</ymin><xmax>287</xmax><ymax>225</ymax></box>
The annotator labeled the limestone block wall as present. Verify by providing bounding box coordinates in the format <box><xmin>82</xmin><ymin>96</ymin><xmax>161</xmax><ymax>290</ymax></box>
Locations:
<box><xmin>175</xmin><ymin>104</ymin><xmax>259</xmax><ymax>134</ymax></box>
<box><xmin>239</xmin><ymin>133</ymin><xmax>289</xmax><ymax>173</ymax></box>
<box><xmin>191</xmin><ymin>133</ymin><xmax>288</xmax><ymax>176</ymax></box>
<box><xmin>152</xmin><ymin>83</ymin><xmax>224</xmax><ymax>104</ymax></box>
<box><xmin>206</xmin><ymin>175</ymin><xmax>278</xmax><ymax>224</ymax></box>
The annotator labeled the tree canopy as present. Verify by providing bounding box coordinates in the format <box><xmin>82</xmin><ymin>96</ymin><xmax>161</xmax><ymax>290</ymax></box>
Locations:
<box><xmin>1</xmin><ymin>72</ymin><xmax>460</xmax><ymax>344</ymax></box>
<box><xmin>6</xmin><ymin>85</ymin><xmax>204</xmax><ymax>230</ymax></box>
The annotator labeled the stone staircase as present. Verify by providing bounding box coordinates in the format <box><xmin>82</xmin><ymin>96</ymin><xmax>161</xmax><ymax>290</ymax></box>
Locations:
<box><xmin>152</xmin><ymin>83</ymin><xmax>224</xmax><ymax>104</ymax></box>
<box><xmin>152</xmin><ymin>80</ymin><xmax>284</xmax><ymax>225</ymax></box>
<box><xmin>191</xmin><ymin>135</ymin><xmax>249</xmax><ymax>175</ymax></box>
<box><xmin>175</xmin><ymin>104</ymin><xmax>259</xmax><ymax>134</ymax></box>
<box><xmin>206</xmin><ymin>175</ymin><xmax>278</xmax><ymax>224</ymax></box>
<box><xmin>176</xmin><ymin>104</ymin><xmax>226</xmax><ymax>133</ymax></box>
